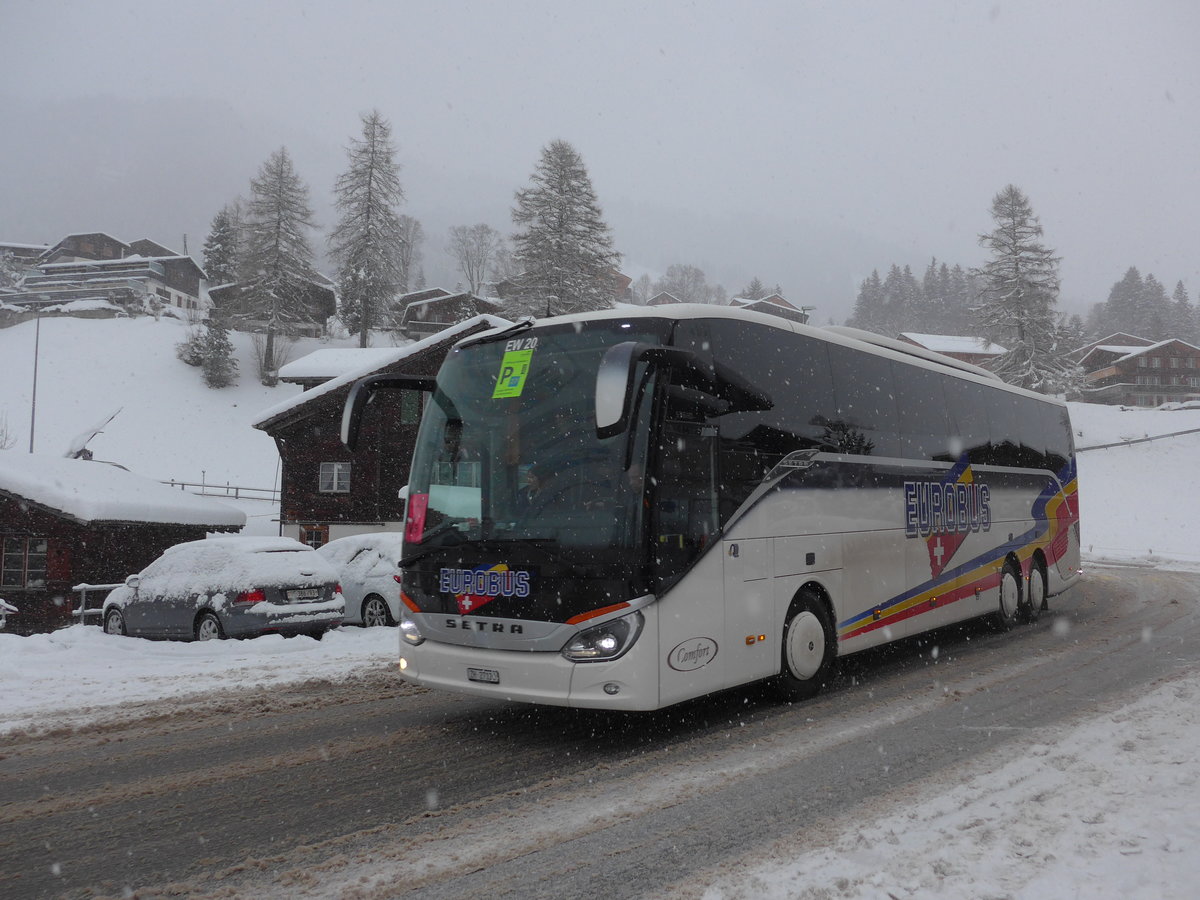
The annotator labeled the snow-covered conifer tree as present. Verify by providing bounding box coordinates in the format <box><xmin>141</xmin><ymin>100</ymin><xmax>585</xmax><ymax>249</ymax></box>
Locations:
<box><xmin>974</xmin><ymin>184</ymin><xmax>1079</xmax><ymax>393</ymax></box>
<box><xmin>0</xmin><ymin>249</ymin><xmax>25</xmax><ymax>290</ymax></box>
<box><xmin>202</xmin><ymin>202</ymin><xmax>244</xmax><ymax>287</ymax></box>
<box><xmin>201</xmin><ymin>312</ymin><xmax>238</xmax><ymax>388</ymax></box>
<box><xmin>510</xmin><ymin>140</ymin><xmax>620</xmax><ymax>317</ymax></box>
<box><xmin>1170</xmin><ymin>281</ymin><xmax>1196</xmax><ymax>343</ymax></box>
<box><xmin>240</xmin><ymin>147</ymin><xmax>319</xmax><ymax>384</ymax></box>
<box><xmin>329</xmin><ymin>110</ymin><xmax>407</xmax><ymax>347</ymax></box>
<box><xmin>846</xmin><ymin>270</ymin><xmax>886</xmax><ymax>333</ymax></box>
<box><xmin>741</xmin><ymin>276</ymin><xmax>768</xmax><ymax>300</ymax></box>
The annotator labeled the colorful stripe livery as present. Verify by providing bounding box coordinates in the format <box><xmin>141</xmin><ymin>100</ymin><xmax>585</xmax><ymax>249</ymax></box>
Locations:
<box><xmin>839</xmin><ymin>460</ymin><xmax>1079</xmax><ymax>641</ymax></box>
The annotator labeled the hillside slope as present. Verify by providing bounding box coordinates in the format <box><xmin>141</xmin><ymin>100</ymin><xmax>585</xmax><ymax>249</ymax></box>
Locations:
<box><xmin>0</xmin><ymin>314</ymin><xmax>363</xmax><ymax>487</ymax></box>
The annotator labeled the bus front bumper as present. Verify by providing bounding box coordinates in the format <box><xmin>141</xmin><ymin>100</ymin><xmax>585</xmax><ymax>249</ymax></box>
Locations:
<box><xmin>397</xmin><ymin>628</ymin><xmax>660</xmax><ymax>711</ymax></box>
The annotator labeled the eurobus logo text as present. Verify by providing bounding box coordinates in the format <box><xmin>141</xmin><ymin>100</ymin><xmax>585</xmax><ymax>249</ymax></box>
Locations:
<box><xmin>903</xmin><ymin>480</ymin><xmax>991</xmax><ymax>538</ymax></box>
<box><xmin>438</xmin><ymin>566</ymin><xmax>532</xmax><ymax>599</ymax></box>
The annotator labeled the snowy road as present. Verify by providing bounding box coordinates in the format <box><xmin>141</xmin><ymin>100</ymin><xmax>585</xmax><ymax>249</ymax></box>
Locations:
<box><xmin>1</xmin><ymin>566</ymin><xmax>1197</xmax><ymax>899</ymax></box>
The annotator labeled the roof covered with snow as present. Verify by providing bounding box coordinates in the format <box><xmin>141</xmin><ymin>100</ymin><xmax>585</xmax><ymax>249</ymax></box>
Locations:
<box><xmin>0</xmin><ymin>454</ymin><xmax>246</xmax><ymax>527</ymax></box>
<box><xmin>900</xmin><ymin>332</ymin><xmax>1007</xmax><ymax>355</ymax></box>
<box><xmin>278</xmin><ymin>347</ymin><xmax>410</xmax><ymax>381</ymax></box>
<box><xmin>253</xmin><ymin>314</ymin><xmax>512</xmax><ymax>428</ymax></box>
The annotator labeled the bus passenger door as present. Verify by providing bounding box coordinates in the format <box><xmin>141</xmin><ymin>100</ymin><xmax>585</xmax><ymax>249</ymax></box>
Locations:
<box><xmin>722</xmin><ymin>538</ymin><xmax>778</xmax><ymax>688</ymax></box>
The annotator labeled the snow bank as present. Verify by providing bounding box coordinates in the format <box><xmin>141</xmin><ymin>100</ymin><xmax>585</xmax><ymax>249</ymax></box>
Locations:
<box><xmin>0</xmin><ymin>624</ymin><xmax>397</xmax><ymax>734</ymax></box>
<box><xmin>698</xmin><ymin>671</ymin><xmax>1200</xmax><ymax>900</ymax></box>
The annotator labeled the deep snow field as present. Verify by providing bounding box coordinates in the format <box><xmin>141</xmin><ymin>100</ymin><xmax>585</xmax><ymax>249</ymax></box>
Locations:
<box><xmin>2</xmin><ymin>313</ymin><xmax>1200</xmax><ymax>898</ymax></box>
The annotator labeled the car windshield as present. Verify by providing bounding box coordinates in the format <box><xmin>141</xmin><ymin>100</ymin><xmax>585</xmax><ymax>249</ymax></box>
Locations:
<box><xmin>404</xmin><ymin>319</ymin><xmax>665</xmax><ymax>555</ymax></box>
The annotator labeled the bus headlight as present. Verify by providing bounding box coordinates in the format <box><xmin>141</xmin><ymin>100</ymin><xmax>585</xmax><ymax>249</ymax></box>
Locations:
<box><xmin>399</xmin><ymin>617</ymin><xmax>424</xmax><ymax>646</ymax></box>
<box><xmin>562</xmin><ymin>611</ymin><xmax>644</xmax><ymax>662</ymax></box>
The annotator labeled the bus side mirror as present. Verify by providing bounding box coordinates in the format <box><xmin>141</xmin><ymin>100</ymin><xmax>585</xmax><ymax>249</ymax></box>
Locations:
<box><xmin>341</xmin><ymin>374</ymin><xmax>437</xmax><ymax>451</ymax></box>
<box><xmin>595</xmin><ymin>342</ymin><xmax>700</xmax><ymax>438</ymax></box>
<box><xmin>595</xmin><ymin>342</ymin><xmax>772</xmax><ymax>439</ymax></box>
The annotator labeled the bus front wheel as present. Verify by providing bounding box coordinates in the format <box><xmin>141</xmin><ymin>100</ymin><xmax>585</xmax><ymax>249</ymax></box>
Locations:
<box><xmin>777</xmin><ymin>591</ymin><xmax>835</xmax><ymax>701</ymax></box>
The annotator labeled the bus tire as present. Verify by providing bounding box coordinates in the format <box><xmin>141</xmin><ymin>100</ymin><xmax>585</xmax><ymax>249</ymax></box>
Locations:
<box><xmin>776</xmin><ymin>590</ymin><xmax>835</xmax><ymax>701</ymax></box>
<box><xmin>993</xmin><ymin>560</ymin><xmax>1022</xmax><ymax>631</ymax></box>
<box><xmin>1023</xmin><ymin>560</ymin><xmax>1046</xmax><ymax>624</ymax></box>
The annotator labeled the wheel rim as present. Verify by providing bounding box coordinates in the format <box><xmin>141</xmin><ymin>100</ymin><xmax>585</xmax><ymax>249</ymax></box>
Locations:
<box><xmin>104</xmin><ymin>610</ymin><xmax>123</xmax><ymax>635</ymax></box>
<box><xmin>363</xmin><ymin>597</ymin><xmax>388</xmax><ymax>627</ymax></box>
<box><xmin>196</xmin><ymin>615</ymin><xmax>221</xmax><ymax>640</ymax></box>
<box><xmin>785</xmin><ymin>610</ymin><xmax>826</xmax><ymax>680</ymax></box>
<box><xmin>1000</xmin><ymin>569</ymin><xmax>1020</xmax><ymax>620</ymax></box>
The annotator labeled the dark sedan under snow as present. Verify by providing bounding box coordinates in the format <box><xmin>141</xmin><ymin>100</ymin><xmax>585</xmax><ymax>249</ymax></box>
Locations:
<box><xmin>101</xmin><ymin>536</ymin><xmax>344</xmax><ymax>640</ymax></box>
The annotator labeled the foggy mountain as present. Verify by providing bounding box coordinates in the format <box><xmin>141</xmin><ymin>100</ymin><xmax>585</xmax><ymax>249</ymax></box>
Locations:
<box><xmin>1</xmin><ymin>95</ymin><xmax>909</xmax><ymax>322</ymax></box>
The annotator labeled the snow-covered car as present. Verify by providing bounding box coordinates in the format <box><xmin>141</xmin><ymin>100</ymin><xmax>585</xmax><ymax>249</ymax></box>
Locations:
<box><xmin>315</xmin><ymin>532</ymin><xmax>405</xmax><ymax>626</ymax></box>
<box><xmin>101</xmin><ymin>536</ymin><xmax>344</xmax><ymax>641</ymax></box>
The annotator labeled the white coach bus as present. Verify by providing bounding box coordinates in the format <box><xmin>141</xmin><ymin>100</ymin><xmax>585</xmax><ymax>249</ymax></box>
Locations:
<box><xmin>342</xmin><ymin>305</ymin><xmax>1081</xmax><ymax>711</ymax></box>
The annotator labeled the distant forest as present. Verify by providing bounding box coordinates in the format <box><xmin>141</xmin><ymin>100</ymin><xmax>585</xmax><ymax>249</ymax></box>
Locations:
<box><xmin>846</xmin><ymin>260</ymin><xmax>1198</xmax><ymax>348</ymax></box>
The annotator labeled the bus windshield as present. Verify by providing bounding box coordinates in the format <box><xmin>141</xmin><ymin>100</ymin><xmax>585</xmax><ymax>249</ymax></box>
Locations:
<box><xmin>404</xmin><ymin>319</ymin><xmax>666</xmax><ymax>558</ymax></box>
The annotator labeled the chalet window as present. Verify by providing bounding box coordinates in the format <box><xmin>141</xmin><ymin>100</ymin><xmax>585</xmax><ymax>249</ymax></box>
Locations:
<box><xmin>1138</xmin><ymin>358</ymin><xmax>1148</xmax><ymax>368</ymax></box>
<box><xmin>1151</xmin><ymin>358</ymin><xmax>1162</xmax><ymax>368</ymax></box>
<box><xmin>1169</xmin><ymin>358</ymin><xmax>1180</xmax><ymax>368</ymax></box>
<box><xmin>300</xmin><ymin>525</ymin><xmax>330</xmax><ymax>548</ymax></box>
<box><xmin>319</xmin><ymin>462</ymin><xmax>351</xmax><ymax>493</ymax></box>
<box><xmin>1187</xmin><ymin>358</ymin><xmax>1196</xmax><ymax>368</ymax></box>
<box><xmin>2</xmin><ymin>536</ymin><xmax>47</xmax><ymax>589</ymax></box>
<box><xmin>401</xmin><ymin>390</ymin><xmax>424</xmax><ymax>425</ymax></box>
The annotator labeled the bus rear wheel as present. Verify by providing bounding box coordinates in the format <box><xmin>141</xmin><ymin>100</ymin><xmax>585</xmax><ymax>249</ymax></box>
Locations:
<box><xmin>993</xmin><ymin>561</ymin><xmax>1022</xmax><ymax>631</ymax></box>
<box><xmin>777</xmin><ymin>591</ymin><xmax>835</xmax><ymax>701</ymax></box>
<box><xmin>1024</xmin><ymin>562</ymin><xmax>1046</xmax><ymax>624</ymax></box>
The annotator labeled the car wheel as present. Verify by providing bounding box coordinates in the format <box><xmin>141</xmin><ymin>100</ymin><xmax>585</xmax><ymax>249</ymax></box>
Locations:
<box><xmin>361</xmin><ymin>595</ymin><xmax>393</xmax><ymax>627</ymax></box>
<box><xmin>1024</xmin><ymin>562</ymin><xmax>1046</xmax><ymax>624</ymax></box>
<box><xmin>776</xmin><ymin>589</ymin><xmax>835</xmax><ymax>701</ymax></box>
<box><xmin>194</xmin><ymin>611</ymin><xmax>224</xmax><ymax>641</ymax></box>
<box><xmin>993</xmin><ymin>560</ymin><xmax>1022</xmax><ymax>631</ymax></box>
<box><xmin>103</xmin><ymin>607</ymin><xmax>127</xmax><ymax>636</ymax></box>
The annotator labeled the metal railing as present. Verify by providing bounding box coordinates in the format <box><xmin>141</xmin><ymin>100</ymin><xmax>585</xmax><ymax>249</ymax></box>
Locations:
<box><xmin>162</xmin><ymin>480</ymin><xmax>280</xmax><ymax>502</ymax></box>
<box><xmin>72</xmin><ymin>582</ymin><xmax>123</xmax><ymax>624</ymax></box>
<box><xmin>1077</xmin><ymin>425</ymin><xmax>1200</xmax><ymax>452</ymax></box>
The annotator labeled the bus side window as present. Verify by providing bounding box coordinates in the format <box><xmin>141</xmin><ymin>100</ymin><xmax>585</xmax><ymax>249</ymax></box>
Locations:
<box><xmin>893</xmin><ymin>363</ymin><xmax>951</xmax><ymax>461</ymax></box>
<box><xmin>826</xmin><ymin>344</ymin><xmax>902</xmax><ymax>457</ymax></box>
<box><xmin>943</xmin><ymin>377</ymin><xmax>992</xmax><ymax>465</ymax></box>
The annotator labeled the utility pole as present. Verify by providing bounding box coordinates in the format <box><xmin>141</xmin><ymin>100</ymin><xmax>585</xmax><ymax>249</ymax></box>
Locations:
<box><xmin>28</xmin><ymin>306</ymin><xmax>40</xmax><ymax>453</ymax></box>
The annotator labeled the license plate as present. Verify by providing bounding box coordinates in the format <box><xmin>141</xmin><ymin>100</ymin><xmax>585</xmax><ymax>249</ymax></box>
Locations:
<box><xmin>287</xmin><ymin>588</ymin><xmax>321</xmax><ymax>601</ymax></box>
<box><xmin>467</xmin><ymin>667</ymin><xmax>500</xmax><ymax>684</ymax></box>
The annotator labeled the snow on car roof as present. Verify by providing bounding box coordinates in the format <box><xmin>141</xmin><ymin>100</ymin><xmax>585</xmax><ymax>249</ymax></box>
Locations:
<box><xmin>0</xmin><ymin>454</ymin><xmax>246</xmax><ymax>528</ymax></box>
<box><xmin>140</xmin><ymin>536</ymin><xmax>338</xmax><ymax>596</ymax></box>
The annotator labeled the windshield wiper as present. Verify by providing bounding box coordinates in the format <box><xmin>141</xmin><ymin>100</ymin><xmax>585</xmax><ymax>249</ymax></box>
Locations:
<box><xmin>397</xmin><ymin>521</ymin><xmax>465</xmax><ymax>567</ymax></box>
<box><xmin>458</xmin><ymin>317</ymin><xmax>535</xmax><ymax>350</ymax></box>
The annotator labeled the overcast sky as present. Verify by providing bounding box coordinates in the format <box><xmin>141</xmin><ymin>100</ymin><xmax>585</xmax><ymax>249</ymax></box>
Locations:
<box><xmin>2</xmin><ymin>0</ymin><xmax>1197</xmax><ymax>320</ymax></box>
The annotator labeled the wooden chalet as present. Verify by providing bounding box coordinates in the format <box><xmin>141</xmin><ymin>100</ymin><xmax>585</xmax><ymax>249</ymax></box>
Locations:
<box><xmin>208</xmin><ymin>277</ymin><xmax>336</xmax><ymax>335</ymax></box>
<box><xmin>1068</xmin><ymin>332</ymin><xmax>1155</xmax><ymax>363</ymax></box>
<box><xmin>253</xmin><ymin>315</ymin><xmax>511</xmax><ymax>547</ymax></box>
<box><xmin>17</xmin><ymin>232</ymin><xmax>208</xmax><ymax>313</ymax></box>
<box><xmin>728</xmin><ymin>294</ymin><xmax>811</xmax><ymax>325</ymax></box>
<box><xmin>897</xmin><ymin>332</ymin><xmax>1007</xmax><ymax>367</ymax></box>
<box><xmin>0</xmin><ymin>455</ymin><xmax>245</xmax><ymax>633</ymax></box>
<box><xmin>398</xmin><ymin>290</ymin><xmax>504</xmax><ymax>340</ymax></box>
<box><xmin>1076</xmin><ymin>338</ymin><xmax>1200</xmax><ymax>407</ymax></box>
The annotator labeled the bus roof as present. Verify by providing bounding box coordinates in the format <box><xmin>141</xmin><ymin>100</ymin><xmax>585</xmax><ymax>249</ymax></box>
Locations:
<box><xmin>459</xmin><ymin>304</ymin><xmax>1065</xmax><ymax>408</ymax></box>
